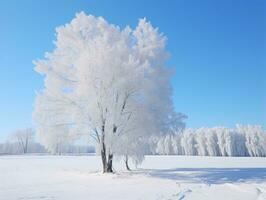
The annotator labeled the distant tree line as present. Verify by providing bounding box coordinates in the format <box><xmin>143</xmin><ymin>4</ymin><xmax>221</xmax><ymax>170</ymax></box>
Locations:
<box><xmin>0</xmin><ymin>128</ymin><xmax>94</xmax><ymax>155</ymax></box>
<box><xmin>150</xmin><ymin>125</ymin><xmax>266</xmax><ymax>157</ymax></box>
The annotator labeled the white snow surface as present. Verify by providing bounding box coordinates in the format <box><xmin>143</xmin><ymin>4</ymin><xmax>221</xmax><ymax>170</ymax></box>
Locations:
<box><xmin>0</xmin><ymin>155</ymin><xmax>266</xmax><ymax>200</ymax></box>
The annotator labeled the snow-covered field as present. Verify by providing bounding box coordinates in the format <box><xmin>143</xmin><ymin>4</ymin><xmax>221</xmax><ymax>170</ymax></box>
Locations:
<box><xmin>0</xmin><ymin>155</ymin><xmax>266</xmax><ymax>200</ymax></box>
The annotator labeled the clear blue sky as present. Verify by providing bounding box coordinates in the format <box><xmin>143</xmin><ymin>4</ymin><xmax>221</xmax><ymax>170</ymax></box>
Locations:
<box><xmin>0</xmin><ymin>0</ymin><xmax>265</xmax><ymax>139</ymax></box>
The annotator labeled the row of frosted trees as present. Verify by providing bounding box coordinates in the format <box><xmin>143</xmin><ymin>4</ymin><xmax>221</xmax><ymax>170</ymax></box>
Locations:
<box><xmin>0</xmin><ymin>128</ymin><xmax>94</xmax><ymax>155</ymax></box>
<box><xmin>151</xmin><ymin>125</ymin><xmax>266</xmax><ymax>157</ymax></box>
<box><xmin>0</xmin><ymin>140</ymin><xmax>94</xmax><ymax>155</ymax></box>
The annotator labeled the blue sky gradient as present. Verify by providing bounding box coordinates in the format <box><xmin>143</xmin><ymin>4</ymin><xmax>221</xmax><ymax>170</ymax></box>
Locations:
<box><xmin>0</xmin><ymin>0</ymin><xmax>265</xmax><ymax>139</ymax></box>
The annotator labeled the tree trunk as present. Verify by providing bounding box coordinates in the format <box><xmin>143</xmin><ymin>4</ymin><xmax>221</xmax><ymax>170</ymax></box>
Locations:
<box><xmin>101</xmin><ymin>141</ymin><xmax>107</xmax><ymax>173</ymax></box>
<box><xmin>125</xmin><ymin>155</ymin><xmax>131</xmax><ymax>171</ymax></box>
<box><xmin>100</xmin><ymin>120</ymin><xmax>113</xmax><ymax>173</ymax></box>
<box><xmin>100</xmin><ymin>140</ymin><xmax>113</xmax><ymax>173</ymax></box>
<box><xmin>107</xmin><ymin>154</ymin><xmax>113</xmax><ymax>173</ymax></box>
<box><xmin>100</xmin><ymin>152</ymin><xmax>113</xmax><ymax>173</ymax></box>
<box><xmin>25</xmin><ymin>137</ymin><xmax>28</xmax><ymax>154</ymax></box>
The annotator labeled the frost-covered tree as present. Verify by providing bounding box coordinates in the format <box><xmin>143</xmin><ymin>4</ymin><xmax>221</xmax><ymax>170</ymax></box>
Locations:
<box><xmin>236</xmin><ymin>125</ymin><xmax>266</xmax><ymax>157</ymax></box>
<box><xmin>147</xmin><ymin>112</ymin><xmax>186</xmax><ymax>156</ymax></box>
<box><xmin>11</xmin><ymin>128</ymin><xmax>34</xmax><ymax>154</ymax></box>
<box><xmin>36</xmin><ymin>126</ymin><xmax>73</xmax><ymax>155</ymax></box>
<box><xmin>156</xmin><ymin>135</ymin><xmax>175</xmax><ymax>155</ymax></box>
<box><xmin>114</xmin><ymin>135</ymin><xmax>148</xmax><ymax>170</ymax></box>
<box><xmin>181</xmin><ymin>129</ymin><xmax>196</xmax><ymax>155</ymax></box>
<box><xmin>33</xmin><ymin>12</ymin><xmax>179</xmax><ymax>172</ymax></box>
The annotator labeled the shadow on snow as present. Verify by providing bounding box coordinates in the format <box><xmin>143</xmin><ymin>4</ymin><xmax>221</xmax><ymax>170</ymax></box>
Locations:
<box><xmin>134</xmin><ymin>168</ymin><xmax>266</xmax><ymax>184</ymax></box>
